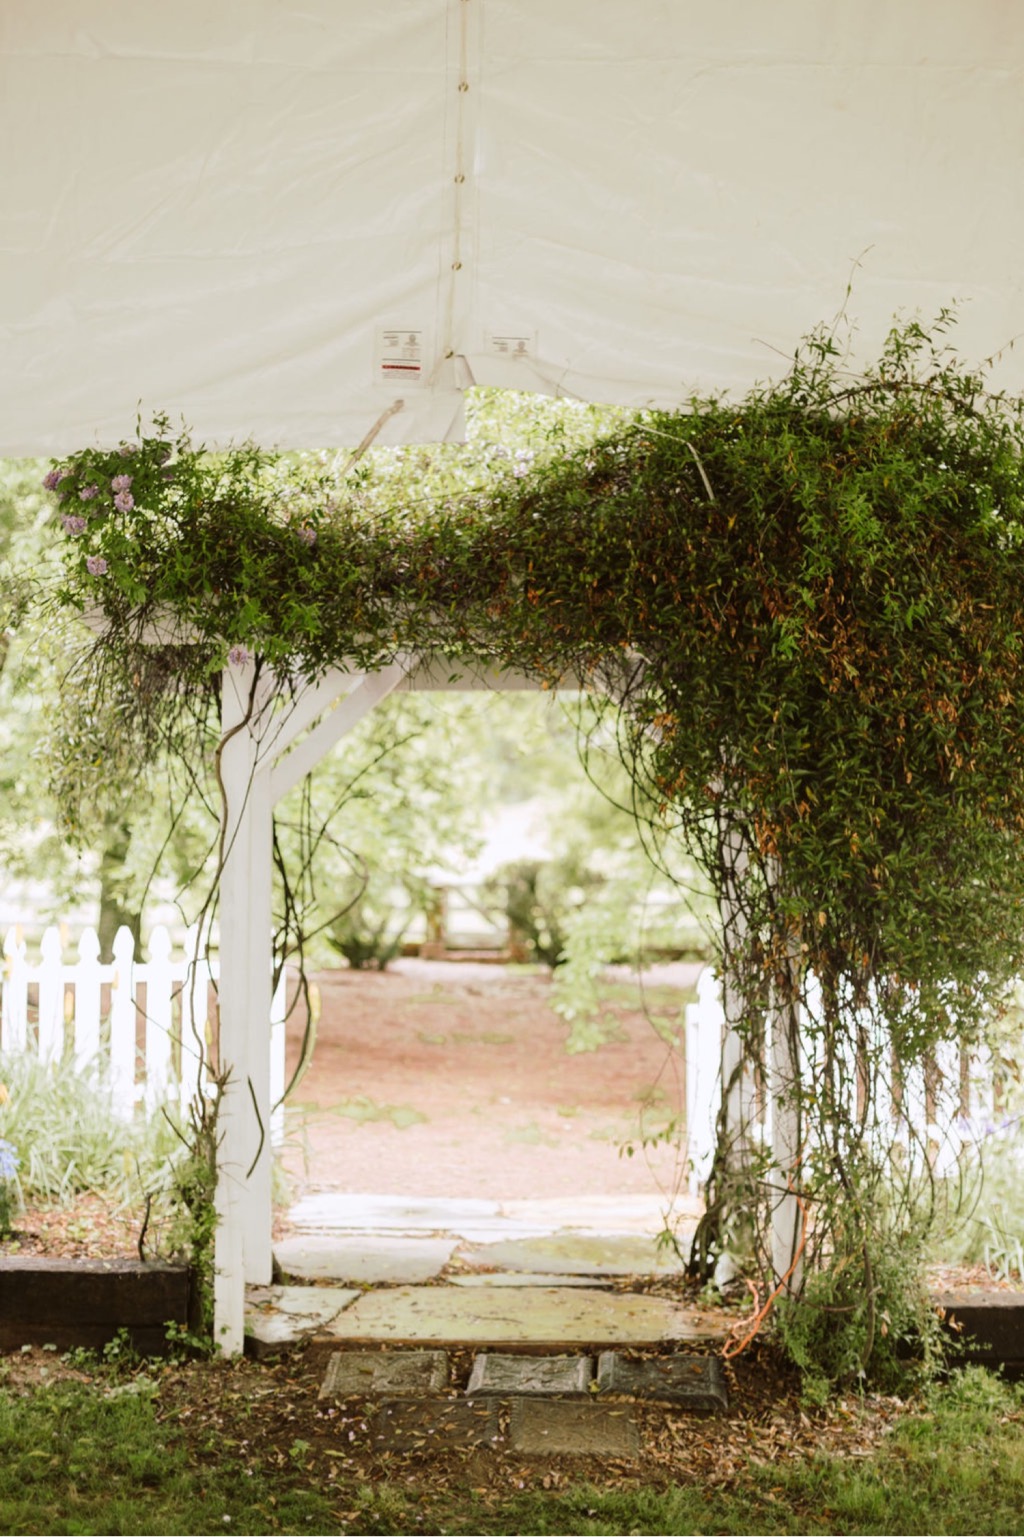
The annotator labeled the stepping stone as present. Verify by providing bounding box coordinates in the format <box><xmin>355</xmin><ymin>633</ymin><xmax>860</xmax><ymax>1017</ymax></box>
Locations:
<box><xmin>596</xmin><ymin>1351</ymin><xmax>729</xmax><ymax>1412</ymax></box>
<box><xmin>467</xmin><ymin>1352</ymin><xmax>593</xmax><ymax>1396</ymax></box>
<box><xmin>244</xmin><ymin>1285</ymin><xmax>359</xmax><ymax>1357</ymax></box>
<box><xmin>456</xmin><ymin>1232</ymin><xmax>687</xmax><ymax>1276</ymax></box>
<box><xmin>508</xmin><ymin>1399</ymin><xmax>639</xmax><ymax>1459</ymax></box>
<box><xmin>274</xmin><ymin>1234</ymin><xmax>455</xmax><ymax>1284</ymax></box>
<box><xmin>373</xmin><ymin>1397</ymin><xmax>503</xmax><ymax>1451</ymax></box>
<box><xmin>319</xmin><ymin>1349</ymin><xmax>449</xmax><ymax>1399</ymax></box>
<box><xmin>289</xmin><ymin>1193</ymin><xmax>502</xmax><ymax>1232</ymax></box>
<box><xmin>320</xmin><ymin>1284</ymin><xmax>725</xmax><ymax>1346</ymax></box>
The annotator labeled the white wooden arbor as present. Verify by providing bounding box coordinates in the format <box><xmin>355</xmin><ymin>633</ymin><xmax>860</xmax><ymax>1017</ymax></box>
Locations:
<box><xmin>212</xmin><ymin>647</ymin><xmax>801</xmax><ymax>1353</ymax></box>
<box><xmin>213</xmin><ymin>651</ymin><xmax>564</xmax><ymax>1351</ymax></box>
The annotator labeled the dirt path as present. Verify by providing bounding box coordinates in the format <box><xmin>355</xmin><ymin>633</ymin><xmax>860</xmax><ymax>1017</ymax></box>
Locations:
<box><xmin>279</xmin><ymin>959</ymin><xmax>700</xmax><ymax>1206</ymax></box>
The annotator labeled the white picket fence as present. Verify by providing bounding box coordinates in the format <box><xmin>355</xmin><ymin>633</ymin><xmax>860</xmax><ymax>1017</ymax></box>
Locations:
<box><xmin>0</xmin><ymin>923</ymin><xmax>287</xmax><ymax>1143</ymax></box>
<box><xmin>684</xmin><ymin>967</ymin><xmax>1005</xmax><ymax>1194</ymax></box>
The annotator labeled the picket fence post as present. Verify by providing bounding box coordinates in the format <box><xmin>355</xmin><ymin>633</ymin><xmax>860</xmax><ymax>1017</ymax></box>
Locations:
<box><xmin>1</xmin><ymin>927</ymin><xmax>28</xmax><ymax>1053</ymax></box>
<box><xmin>37</xmin><ymin>926</ymin><xmax>64</xmax><ymax>1066</ymax></box>
<box><xmin>684</xmin><ymin>966</ymin><xmax>721</xmax><ymax>1194</ymax></box>
<box><xmin>73</xmin><ymin>928</ymin><xmax>103</xmax><ymax>1070</ymax></box>
<box><xmin>108</xmin><ymin>926</ymin><xmax>137</xmax><ymax>1119</ymax></box>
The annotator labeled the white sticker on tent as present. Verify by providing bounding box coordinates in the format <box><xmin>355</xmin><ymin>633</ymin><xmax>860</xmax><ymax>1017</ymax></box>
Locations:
<box><xmin>376</xmin><ymin>328</ymin><xmax>426</xmax><ymax>386</ymax></box>
<box><xmin>486</xmin><ymin>330</ymin><xmax>535</xmax><ymax>361</ymax></box>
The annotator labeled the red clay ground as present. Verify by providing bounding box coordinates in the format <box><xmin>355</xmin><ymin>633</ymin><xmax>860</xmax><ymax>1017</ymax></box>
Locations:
<box><xmin>278</xmin><ymin>959</ymin><xmax>698</xmax><ymax>1207</ymax></box>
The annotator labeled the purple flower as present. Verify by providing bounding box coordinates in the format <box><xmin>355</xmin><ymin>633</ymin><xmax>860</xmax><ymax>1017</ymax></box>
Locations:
<box><xmin>119</xmin><ymin>443</ymin><xmax>137</xmax><ymax>457</ymax></box>
<box><xmin>61</xmin><ymin>514</ymin><xmax>87</xmax><ymax>535</ymax></box>
<box><xmin>0</xmin><ymin>1138</ymin><xmax>18</xmax><ymax>1180</ymax></box>
<box><xmin>113</xmin><ymin>490</ymin><xmax>134</xmax><ymax>513</ymax></box>
<box><xmin>79</xmin><ymin>484</ymin><xmax>99</xmax><ymax>501</ymax></box>
<box><xmin>295</xmin><ymin>524</ymin><xmax>317</xmax><ymax>546</ymax></box>
<box><xmin>111</xmin><ymin>474</ymin><xmax>132</xmax><ymax>493</ymax></box>
<box><xmin>42</xmin><ymin>469</ymin><xmax>62</xmax><ymax>491</ymax></box>
<box><xmin>85</xmin><ymin>555</ymin><xmax>108</xmax><ymax>576</ymax></box>
<box><xmin>228</xmin><ymin>644</ymin><xmax>252</xmax><ymax>667</ymax></box>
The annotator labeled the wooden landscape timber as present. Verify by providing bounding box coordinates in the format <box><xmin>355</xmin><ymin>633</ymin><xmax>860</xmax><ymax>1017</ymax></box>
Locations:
<box><xmin>0</xmin><ymin>1255</ymin><xmax>194</xmax><ymax>1354</ymax></box>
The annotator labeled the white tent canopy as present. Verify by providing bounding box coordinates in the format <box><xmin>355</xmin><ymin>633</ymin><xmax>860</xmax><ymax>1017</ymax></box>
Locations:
<box><xmin>3</xmin><ymin>0</ymin><xmax>1023</xmax><ymax>457</ymax></box>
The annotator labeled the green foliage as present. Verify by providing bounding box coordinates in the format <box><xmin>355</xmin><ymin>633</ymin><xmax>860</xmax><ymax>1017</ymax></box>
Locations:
<box><xmin>486</xmin><ymin>854</ymin><xmax>597</xmax><ymax>968</ymax></box>
<box><xmin>773</xmin><ymin>1231</ymin><xmax>942</xmax><ymax>1399</ymax></box>
<box><xmin>0</xmin><ymin>1051</ymin><xmax>172</xmax><ymax>1205</ymax></box>
<box><xmin>275</xmin><ymin>691</ymin><xmax>486</xmax><ymax>972</ymax></box>
<box><xmin>47</xmin><ymin>319</ymin><xmax>1024</xmax><ymax>1034</ymax></box>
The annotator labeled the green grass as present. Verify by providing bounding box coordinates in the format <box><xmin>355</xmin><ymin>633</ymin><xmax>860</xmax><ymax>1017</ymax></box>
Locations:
<box><xmin>320</xmin><ymin>1094</ymin><xmax>428</xmax><ymax>1129</ymax></box>
<box><xmin>0</xmin><ymin>1379</ymin><xmax>335</xmax><ymax>1536</ymax></box>
<box><xmin>1</xmin><ymin>1367</ymin><xmax>1021</xmax><ymax>1535</ymax></box>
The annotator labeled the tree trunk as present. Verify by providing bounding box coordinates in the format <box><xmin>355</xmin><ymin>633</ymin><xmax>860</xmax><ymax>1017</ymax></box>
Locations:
<box><xmin>96</xmin><ymin>819</ymin><xmax>141</xmax><ymax>963</ymax></box>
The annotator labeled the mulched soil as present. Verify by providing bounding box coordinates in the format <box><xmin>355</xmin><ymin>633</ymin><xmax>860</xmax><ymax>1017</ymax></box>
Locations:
<box><xmin>4</xmin><ymin>1193</ymin><xmax>143</xmax><ymax>1260</ymax></box>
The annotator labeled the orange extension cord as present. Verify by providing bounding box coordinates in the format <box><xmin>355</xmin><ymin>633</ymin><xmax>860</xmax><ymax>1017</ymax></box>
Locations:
<box><xmin>721</xmin><ymin>1183</ymin><xmax>809</xmax><ymax>1360</ymax></box>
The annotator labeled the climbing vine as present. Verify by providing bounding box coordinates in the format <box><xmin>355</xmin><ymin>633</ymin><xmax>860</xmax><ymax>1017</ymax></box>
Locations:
<box><xmin>42</xmin><ymin>311</ymin><xmax>1024</xmax><ymax>1383</ymax></box>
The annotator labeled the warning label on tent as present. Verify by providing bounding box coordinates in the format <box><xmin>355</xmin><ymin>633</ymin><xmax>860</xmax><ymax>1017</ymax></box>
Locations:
<box><xmin>376</xmin><ymin>328</ymin><xmax>426</xmax><ymax>386</ymax></box>
<box><xmin>486</xmin><ymin>330</ymin><xmax>535</xmax><ymax>361</ymax></box>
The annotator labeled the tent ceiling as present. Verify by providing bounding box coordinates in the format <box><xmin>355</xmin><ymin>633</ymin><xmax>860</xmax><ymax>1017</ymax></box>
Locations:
<box><xmin>2</xmin><ymin>1</ymin><xmax>1022</xmax><ymax>455</ymax></box>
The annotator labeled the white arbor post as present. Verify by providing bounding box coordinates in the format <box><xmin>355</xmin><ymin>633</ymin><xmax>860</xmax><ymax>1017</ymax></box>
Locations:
<box><xmin>768</xmin><ymin>990</ymin><xmax>804</xmax><ymax>1292</ymax></box>
<box><xmin>213</xmin><ymin>654</ymin><xmax>273</xmax><ymax>1353</ymax></box>
<box><xmin>143</xmin><ymin>926</ymin><xmax>174</xmax><ymax>1115</ymax></box>
<box><xmin>179</xmin><ymin>920</ymin><xmax>211</xmax><ymax>1118</ymax></box>
<box><xmin>758</xmin><ymin>848</ymin><xmax>805</xmax><ymax>1294</ymax></box>
<box><xmin>713</xmin><ymin>824</ymin><xmax>759</xmax><ymax>1283</ymax></box>
<box><xmin>213</xmin><ymin>654</ymin><xmax>409</xmax><ymax>1354</ymax></box>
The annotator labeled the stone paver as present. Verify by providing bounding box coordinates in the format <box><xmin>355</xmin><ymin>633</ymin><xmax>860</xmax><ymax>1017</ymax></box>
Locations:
<box><xmin>321</xmin><ymin>1284</ymin><xmax>725</xmax><ymax>1345</ymax></box>
<box><xmin>274</xmin><ymin>1234</ymin><xmax>456</xmax><ymax>1284</ymax></box>
<box><xmin>286</xmin><ymin>1192</ymin><xmax>695</xmax><ymax>1244</ymax></box>
<box><xmin>319</xmin><ymin>1349</ymin><xmax>449</xmax><ymax>1398</ymax></box>
<box><xmin>245</xmin><ymin>1284</ymin><xmax>359</xmax><ymax>1357</ymax></box>
<box><xmin>508</xmin><ymin>1399</ymin><xmax>639</xmax><ymax>1458</ymax></box>
<box><xmin>455</xmin><ymin>1232</ymin><xmax>689</xmax><ymax>1276</ymax></box>
<box><xmin>596</xmin><ymin>1351</ymin><xmax>728</xmax><ymax>1412</ymax></box>
<box><xmin>288</xmin><ymin>1193</ymin><xmax>534</xmax><ymax>1242</ymax></box>
<box><xmin>467</xmin><ymin>1352</ymin><xmax>593</xmax><ymax>1396</ymax></box>
<box><xmin>373</xmin><ymin>1397</ymin><xmax>503</xmax><ymax>1451</ymax></box>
